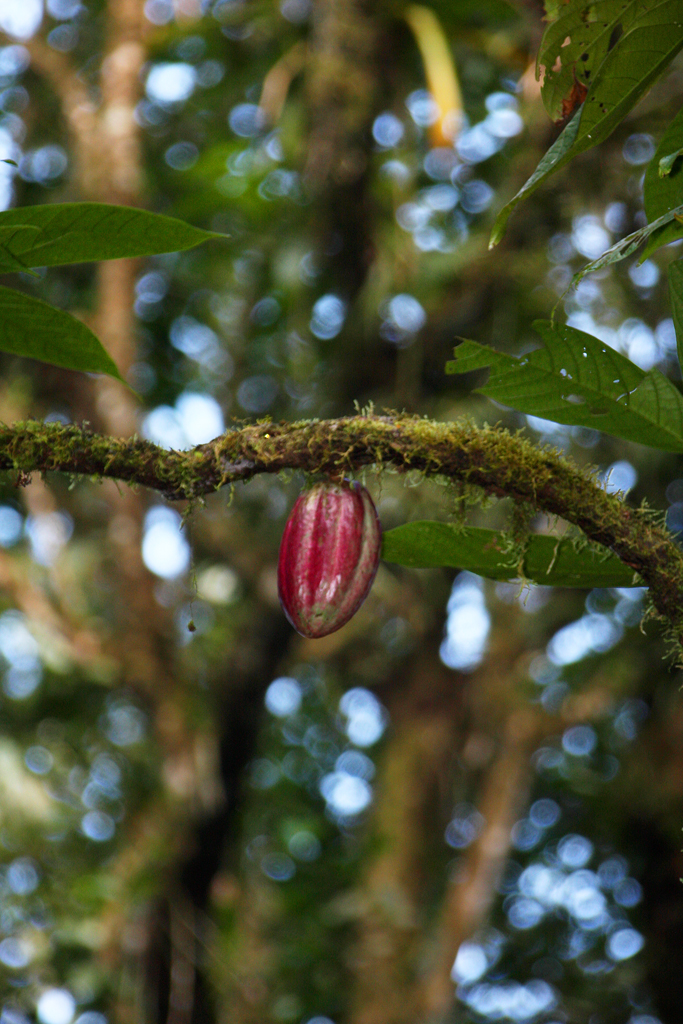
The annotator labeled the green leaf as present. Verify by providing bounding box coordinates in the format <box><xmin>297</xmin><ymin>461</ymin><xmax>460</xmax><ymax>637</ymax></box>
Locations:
<box><xmin>542</xmin><ymin>0</ymin><xmax>566</xmax><ymax>22</ymax></box>
<box><xmin>0</xmin><ymin>285</ymin><xmax>126</xmax><ymax>383</ymax></box>
<box><xmin>489</xmin><ymin>113</ymin><xmax>581</xmax><ymax>249</ymax></box>
<box><xmin>0</xmin><ymin>203</ymin><xmax>221</xmax><ymax>271</ymax></box>
<box><xmin>659</xmin><ymin>148</ymin><xmax>683</xmax><ymax>177</ymax></box>
<box><xmin>570</xmin><ymin>203</ymin><xmax>683</xmax><ymax>285</ymax></box>
<box><xmin>669</xmin><ymin>259</ymin><xmax>683</xmax><ymax>372</ymax></box>
<box><xmin>645</xmin><ymin>107</ymin><xmax>683</xmax><ymax>214</ymax></box>
<box><xmin>446</xmin><ymin>319</ymin><xmax>683</xmax><ymax>451</ymax></box>
<box><xmin>537</xmin><ymin>0</ymin><xmax>658</xmax><ymax>124</ymax></box>
<box><xmin>0</xmin><ymin>225</ymin><xmax>41</xmax><ymax>274</ymax></box>
<box><xmin>576</xmin><ymin>3</ymin><xmax>683</xmax><ymax>140</ymax></box>
<box><xmin>491</xmin><ymin>0</ymin><xmax>683</xmax><ymax>247</ymax></box>
<box><xmin>381</xmin><ymin>522</ymin><xmax>640</xmax><ymax>587</ymax></box>
<box><xmin>642</xmin><ymin>107</ymin><xmax>683</xmax><ymax>254</ymax></box>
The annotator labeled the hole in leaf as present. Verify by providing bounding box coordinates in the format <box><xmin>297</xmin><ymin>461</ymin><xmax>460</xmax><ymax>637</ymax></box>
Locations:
<box><xmin>562</xmin><ymin>394</ymin><xmax>585</xmax><ymax>405</ymax></box>
<box><xmin>608</xmin><ymin>23</ymin><xmax>623</xmax><ymax>50</ymax></box>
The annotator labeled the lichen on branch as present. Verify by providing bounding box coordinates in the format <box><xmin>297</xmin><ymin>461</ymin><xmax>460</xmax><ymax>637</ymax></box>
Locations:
<box><xmin>3</xmin><ymin>414</ymin><xmax>683</xmax><ymax>649</ymax></box>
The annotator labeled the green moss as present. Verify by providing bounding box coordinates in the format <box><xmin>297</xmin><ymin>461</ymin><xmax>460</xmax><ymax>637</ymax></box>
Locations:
<box><xmin>2</xmin><ymin>414</ymin><xmax>683</xmax><ymax>659</ymax></box>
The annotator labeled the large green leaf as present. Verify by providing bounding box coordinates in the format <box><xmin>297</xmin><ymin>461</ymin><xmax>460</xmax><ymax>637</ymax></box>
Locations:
<box><xmin>641</xmin><ymin>107</ymin><xmax>683</xmax><ymax>255</ymax></box>
<box><xmin>489</xmin><ymin>114</ymin><xmax>581</xmax><ymax>249</ymax></box>
<box><xmin>382</xmin><ymin>522</ymin><xmax>640</xmax><ymax>587</ymax></box>
<box><xmin>570</xmin><ymin>203</ymin><xmax>683</xmax><ymax>285</ymax></box>
<box><xmin>0</xmin><ymin>204</ymin><xmax>220</xmax><ymax>271</ymax></box>
<box><xmin>0</xmin><ymin>285</ymin><xmax>125</xmax><ymax>382</ymax></box>
<box><xmin>447</xmin><ymin>319</ymin><xmax>683</xmax><ymax>451</ymax></box>
<box><xmin>491</xmin><ymin>0</ymin><xmax>683</xmax><ymax>247</ymax></box>
<box><xmin>576</xmin><ymin>3</ymin><xmax>683</xmax><ymax>139</ymax></box>
<box><xmin>669</xmin><ymin>259</ymin><xmax>683</xmax><ymax>372</ymax></box>
<box><xmin>0</xmin><ymin>225</ymin><xmax>41</xmax><ymax>274</ymax></box>
<box><xmin>537</xmin><ymin>0</ymin><xmax>659</xmax><ymax>123</ymax></box>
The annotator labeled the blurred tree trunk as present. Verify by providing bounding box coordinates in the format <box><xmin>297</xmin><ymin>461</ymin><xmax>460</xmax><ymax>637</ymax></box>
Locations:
<box><xmin>349</xmin><ymin>648</ymin><xmax>463</xmax><ymax>1024</ymax></box>
<box><xmin>348</xmin><ymin>605</ymin><xmax>533</xmax><ymax>1024</ymax></box>
<box><xmin>23</xmin><ymin>4</ymin><xmax>223</xmax><ymax>1020</ymax></box>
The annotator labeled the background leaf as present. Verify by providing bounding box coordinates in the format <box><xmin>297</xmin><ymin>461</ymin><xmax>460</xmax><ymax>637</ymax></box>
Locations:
<box><xmin>0</xmin><ymin>285</ymin><xmax>126</xmax><ymax>382</ymax></box>
<box><xmin>447</xmin><ymin>319</ymin><xmax>683</xmax><ymax>451</ymax></box>
<box><xmin>669</xmin><ymin>259</ymin><xmax>683</xmax><ymax>372</ymax></box>
<box><xmin>382</xmin><ymin>522</ymin><xmax>639</xmax><ymax>587</ymax></box>
<box><xmin>642</xmin><ymin>107</ymin><xmax>683</xmax><ymax>254</ymax></box>
<box><xmin>0</xmin><ymin>204</ymin><xmax>221</xmax><ymax>270</ymax></box>
<box><xmin>570</xmin><ymin>203</ymin><xmax>683</xmax><ymax>284</ymax></box>
<box><xmin>491</xmin><ymin>0</ymin><xmax>683</xmax><ymax>247</ymax></box>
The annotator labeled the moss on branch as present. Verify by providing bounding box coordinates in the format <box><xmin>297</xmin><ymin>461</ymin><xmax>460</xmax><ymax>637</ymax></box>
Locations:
<box><xmin>3</xmin><ymin>414</ymin><xmax>683</xmax><ymax>646</ymax></box>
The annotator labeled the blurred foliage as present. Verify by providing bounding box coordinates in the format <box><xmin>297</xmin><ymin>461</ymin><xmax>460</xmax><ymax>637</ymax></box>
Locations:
<box><xmin>1</xmin><ymin>2</ymin><xmax>683</xmax><ymax>1024</ymax></box>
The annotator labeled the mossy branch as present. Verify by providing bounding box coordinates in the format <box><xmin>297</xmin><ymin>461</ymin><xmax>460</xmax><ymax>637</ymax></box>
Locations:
<box><xmin>4</xmin><ymin>414</ymin><xmax>683</xmax><ymax>647</ymax></box>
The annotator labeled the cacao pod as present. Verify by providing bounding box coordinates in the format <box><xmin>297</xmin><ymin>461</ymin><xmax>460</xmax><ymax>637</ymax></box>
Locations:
<box><xmin>278</xmin><ymin>480</ymin><xmax>381</xmax><ymax>638</ymax></box>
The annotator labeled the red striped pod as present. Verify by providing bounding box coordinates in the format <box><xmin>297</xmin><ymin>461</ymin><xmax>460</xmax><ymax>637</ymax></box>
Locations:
<box><xmin>278</xmin><ymin>480</ymin><xmax>381</xmax><ymax>638</ymax></box>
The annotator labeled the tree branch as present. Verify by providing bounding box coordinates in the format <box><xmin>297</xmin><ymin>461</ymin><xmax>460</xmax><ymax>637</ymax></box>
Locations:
<box><xmin>4</xmin><ymin>414</ymin><xmax>683</xmax><ymax>642</ymax></box>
